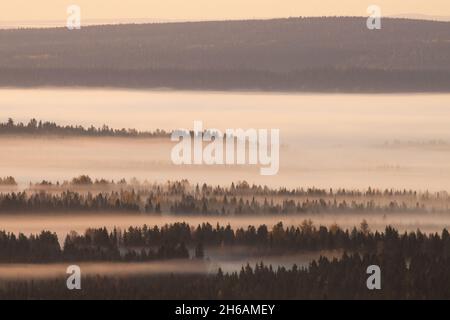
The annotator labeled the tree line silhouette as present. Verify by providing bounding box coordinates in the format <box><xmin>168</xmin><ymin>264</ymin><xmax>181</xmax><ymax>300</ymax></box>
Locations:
<box><xmin>0</xmin><ymin>118</ymin><xmax>169</xmax><ymax>138</ymax></box>
<box><xmin>0</xmin><ymin>181</ymin><xmax>448</xmax><ymax>215</ymax></box>
<box><xmin>0</xmin><ymin>176</ymin><xmax>17</xmax><ymax>186</ymax></box>
<box><xmin>28</xmin><ymin>176</ymin><xmax>447</xmax><ymax>199</ymax></box>
<box><xmin>2</xmin><ymin>250</ymin><xmax>450</xmax><ymax>299</ymax></box>
<box><xmin>0</xmin><ymin>227</ymin><xmax>191</xmax><ymax>263</ymax></box>
<box><xmin>0</xmin><ymin>119</ymin><xmax>235</xmax><ymax>141</ymax></box>
<box><xmin>1</xmin><ymin>222</ymin><xmax>450</xmax><ymax>264</ymax></box>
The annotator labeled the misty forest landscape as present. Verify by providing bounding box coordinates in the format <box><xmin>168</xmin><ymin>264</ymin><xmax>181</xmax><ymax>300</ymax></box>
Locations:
<box><xmin>1</xmin><ymin>1</ymin><xmax>450</xmax><ymax>303</ymax></box>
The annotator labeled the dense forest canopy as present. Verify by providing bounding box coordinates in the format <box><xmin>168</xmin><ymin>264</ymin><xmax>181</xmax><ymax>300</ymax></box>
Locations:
<box><xmin>2</xmin><ymin>223</ymin><xmax>450</xmax><ymax>299</ymax></box>
<box><xmin>4</xmin><ymin>251</ymin><xmax>445</xmax><ymax>300</ymax></box>
<box><xmin>1</xmin><ymin>222</ymin><xmax>450</xmax><ymax>263</ymax></box>
<box><xmin>0</xmin><ymin>118</ymin><xmax>230</xmax><ymax>139</ymax></box>
<box><xmin>0</xmin><ymin>175</ymin><xmax>450</xmax><ymax>216</ymax></box>
<box><xmin>1</xmin><ymin>175</ymin><xmax>450</xmax><ymax>215</ymax></box>
<box><xmin>0</xmin><ymin>118</ymin><xmax>169</xmax><ymax>138</ymax></box>
<box><xmin>1</xmin><ymin>17</ymin><xmax>449</xmax><ymax>91</ymax></box>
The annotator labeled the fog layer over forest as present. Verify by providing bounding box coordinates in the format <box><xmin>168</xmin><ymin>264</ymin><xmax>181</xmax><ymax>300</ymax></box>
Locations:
<box><xmin>2</xmin><ymin>90</ymin><xmax>450</xmax><ymax>190</ymax></box>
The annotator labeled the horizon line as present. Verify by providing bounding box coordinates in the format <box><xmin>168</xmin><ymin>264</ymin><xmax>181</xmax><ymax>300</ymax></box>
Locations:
<box><xmin>1</xmin><ymin>14</ymin><xmax>450</xmax><ymax>30</ymax></box>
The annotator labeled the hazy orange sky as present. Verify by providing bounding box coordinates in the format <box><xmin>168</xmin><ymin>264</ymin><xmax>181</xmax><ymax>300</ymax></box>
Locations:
<box><xmin>2</xmin><ymin>0</ymin><xmax>450</xmax><ymax>22</ymax></box>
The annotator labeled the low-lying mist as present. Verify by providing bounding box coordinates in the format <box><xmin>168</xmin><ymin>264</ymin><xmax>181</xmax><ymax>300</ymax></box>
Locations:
<box><xmin>0</xmin><ymin>249</ymin><xmax>342</xmax><ymax>280</ymax></box>
<box><xmin>2</xmin><ymin>91</ymin><xmax>450</xmax><ymax>191</ymax></box>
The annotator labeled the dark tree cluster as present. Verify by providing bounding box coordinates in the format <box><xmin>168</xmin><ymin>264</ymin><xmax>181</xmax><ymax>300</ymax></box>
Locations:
<box><xmin>0</xmin><ymin>176</ymin><xmax>17</xmax><ymax>186</ymax></box>
<box><xmin>26</xmin><ymin>176</ymin><xmax>446</xmax><ymax>200</ymax></box>
<box><xmin>168</xmin><ymin>193</ymin><xmax>431</xmax><ymax>216</ymax></box>
<box><xmin>0</xmin><ymin>190</ymin><xmax>142</xmax><ymax>212</ymax></box>
<box><xmin>2</xmin><ymin>223</ymin><xmax>450</xmax><ymax>264</ymax></box>
<box><xmin>2</xmin><ymin>251</ymin><xmax>450</xmax><ymax>299</ymax></box>
<box><xmin>0</xmin><ymin>118</ymin><xmax>169</xmax><ymax>138</ymax></box>
<box><xmin>101</xmin><ymin>222</ymin><xmax>450</xmax><ymax>258</ymax></box>
<box><xmin>0</xmin><ymin>187</ymin><xmax>446</xmax><ymax>215</ymax></box>
<box><xmin>0</xmin><ymin>227</ymin><xmax>190</xmax><ymax>263</ymax></box>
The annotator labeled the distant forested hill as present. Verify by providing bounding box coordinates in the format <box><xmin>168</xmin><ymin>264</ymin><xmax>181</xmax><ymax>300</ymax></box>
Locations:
<box><xmin>1</xmin><ymin>17</ymin><xmax>449</xmax><ymax>92</ymax></box>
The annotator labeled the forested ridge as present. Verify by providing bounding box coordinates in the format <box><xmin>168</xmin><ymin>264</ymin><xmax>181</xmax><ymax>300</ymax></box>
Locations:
<box><xmin>3</xmin><ymin>251</ymin><xmax>450</xmax><ymax>299</ymax></box>
<box><xmin>1</xmin><ymin>17</ymin><xmax>449</xmax><ymax>91</ymax></box>
<box><xmin>0</xmin><ymin>118</ymin><xmax>169</xmax><ymax>138</ymax></box>
<box><xmin>1</xmin><ymin>222</ymin><xmax>450</xmax><ymax>264</ymax></box>
<box><xmin>0</xmin><ymin>118</ymin><xmax>229</xmax><ymax>139</ymax></box>
<box><xmin>2</xmin><ymin>176</ymin><xmax>450</xmax><ymax>298</ymax></box>
<box><xmin>1</xmin><ymin>176</ymin><xmax>450</xmax><ymax>215</ymax></box>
